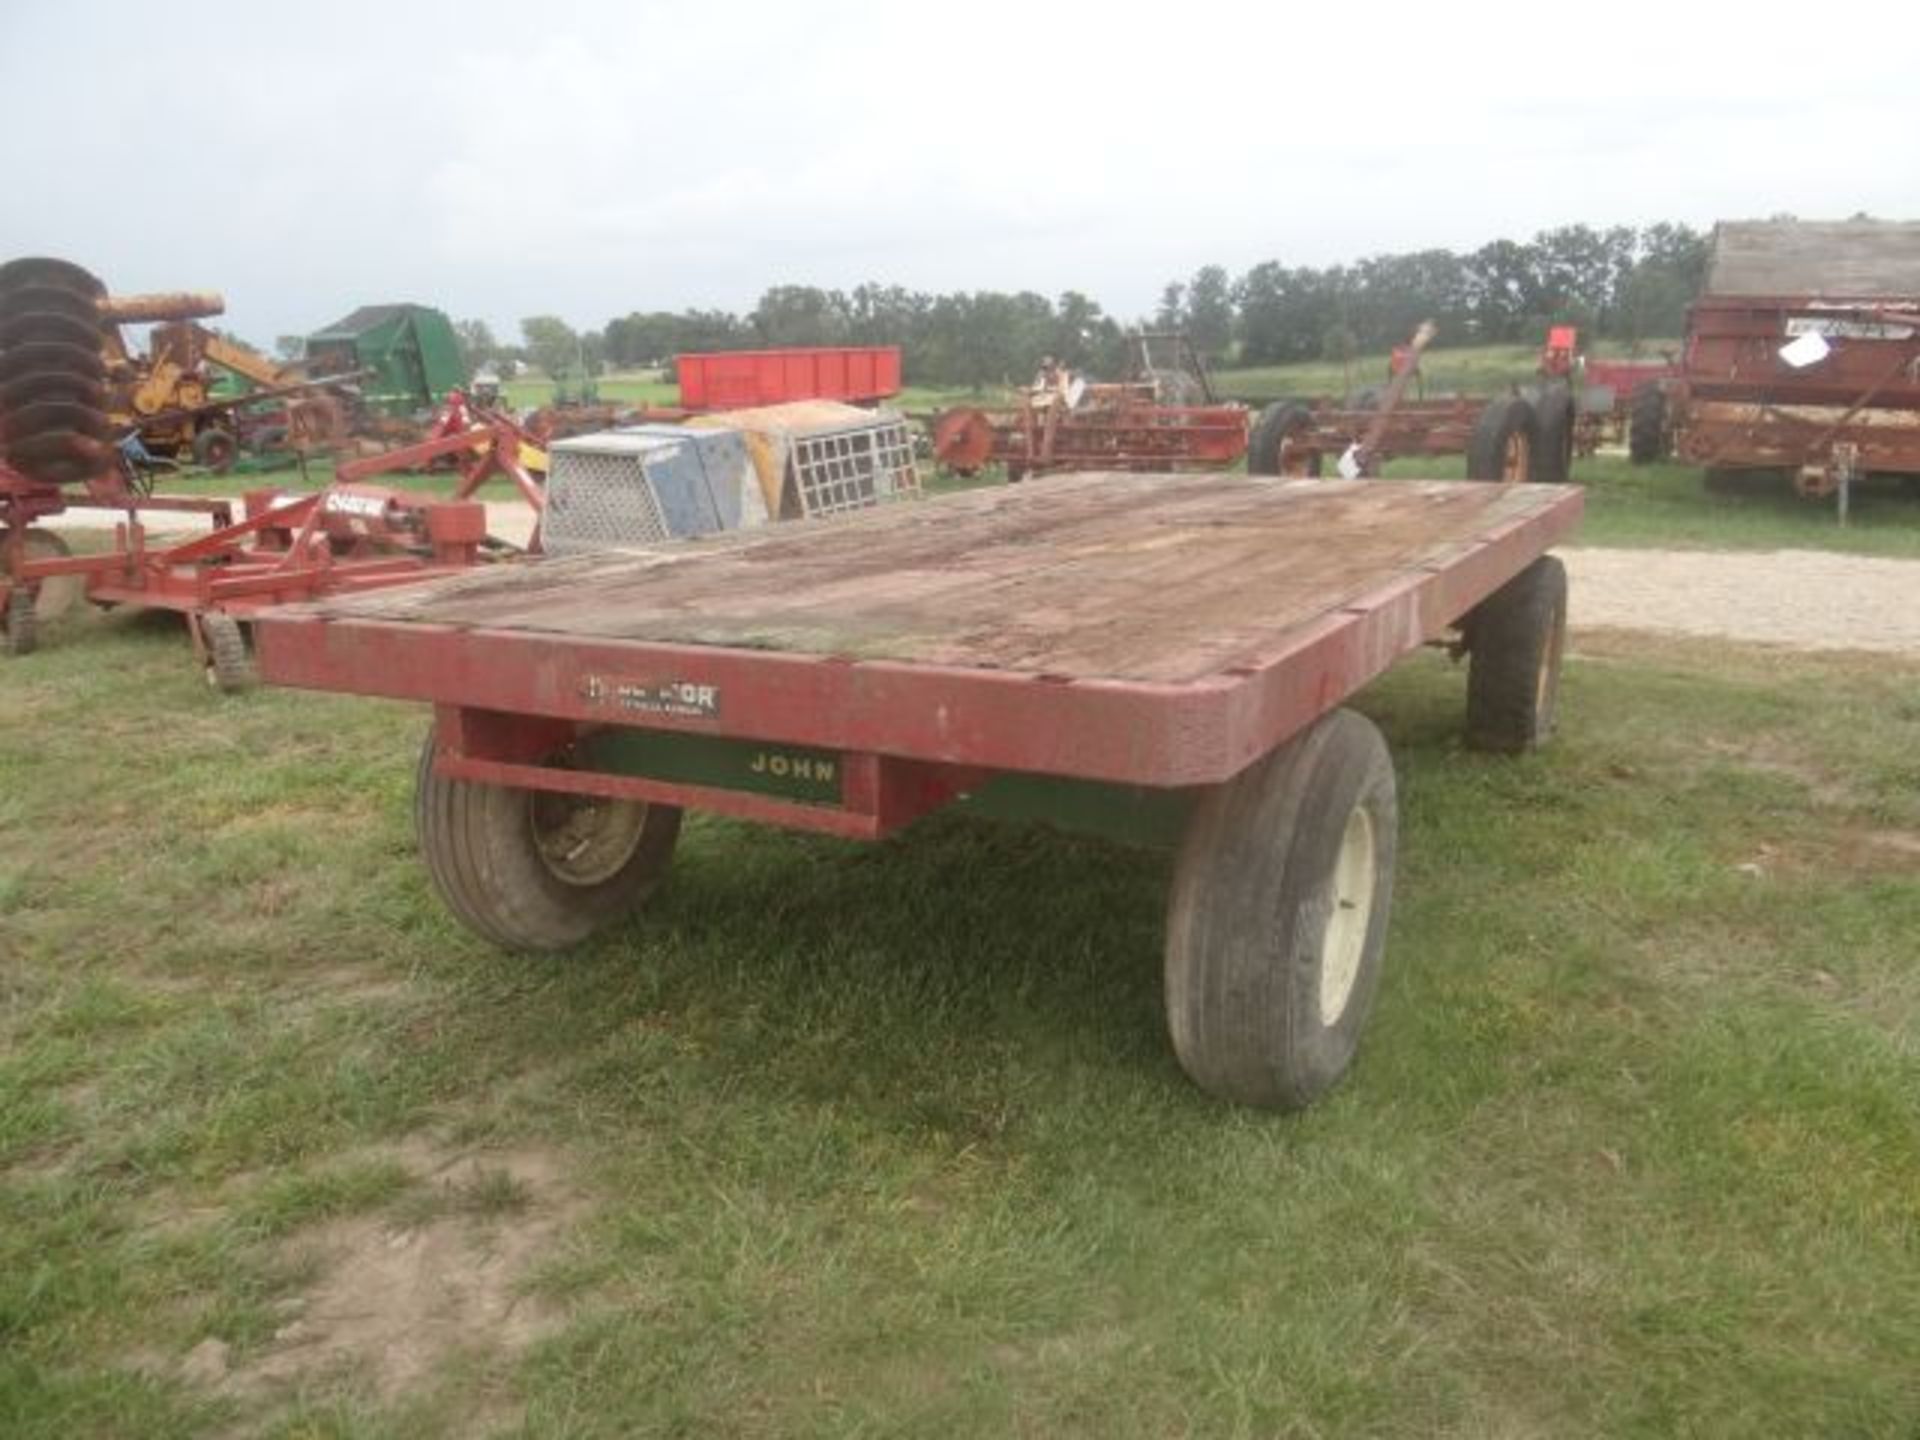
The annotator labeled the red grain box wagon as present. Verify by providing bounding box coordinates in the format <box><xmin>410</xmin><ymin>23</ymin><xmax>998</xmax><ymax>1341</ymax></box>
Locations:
<box><xmin>1635</xmin><ymin>219</ymin><xmax>1920</xmax><ymax>504</ymax></box>
<box><xmin>255</xmin><ymin>473</ymin><xmax>1582</xmax><ymax>1111</ymax></box>
<box><xmin>676</xmin><ymin>346</ymin><xmax>903</xmax><ymax>411</ymax></box>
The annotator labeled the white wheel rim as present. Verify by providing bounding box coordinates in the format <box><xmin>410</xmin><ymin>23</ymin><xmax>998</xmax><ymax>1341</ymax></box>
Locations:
<box><xmin>1535</xmin><ymin>606</ymin><xmax>1564</xmax><ymax>720</ymax></box>
<box><xmin>528</xmin><ymin>790</ymin><xmax>649</xmax><ymax>886</ymax></box>
<box><xmin>1318</xmin><ymin>803</ymin><xmax>1377</xmax><ymax>1026</ymax></box>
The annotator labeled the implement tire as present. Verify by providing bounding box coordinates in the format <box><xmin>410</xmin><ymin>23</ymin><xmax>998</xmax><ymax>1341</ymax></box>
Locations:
<box><xmin>414</xmin><ymin>727</ymin><xmax>682</xmax><ymax>951</ymax></box>
<box><xmin>192</xmin><ymin>427</ymin><xmax>238</xmax><ymax>473</ymax></box>
<box><xmin>2</xmin><ymin>587</ymin><xmax>36</xmax><ymax>656</ymax></box>
<box><xmin>1532</xmin><ymin>385</ymin><xmax>1576</xmax><ymax>484</ymax></box>
<box><xmin>1465</xmin><ymin>556</ymin><xmax>1568</xmax><ymax>754</ymax></box>
<box><xmin>200</xmin><ymin>612</ymin><xmax>256</xmax><ymax>693</ymax></box>
<box><xmin>1467</xmin><ymin>396</ymin><xmax>1538</xmax><ymax>483</ymax></box>
<box><xmin>1248</xmin><ymin>400</ymin><xmax>1321</xmax><ymax>477</ymax></box>
<box><xmin>1165</xmin><ymin>709</ymin><xmax>1399</xmax><ymax>1111</ymax></box>
<box><xmin>1628</xmin><ymin>383</ymin><xmax>1667</xmax><ymax>464</ymax></box>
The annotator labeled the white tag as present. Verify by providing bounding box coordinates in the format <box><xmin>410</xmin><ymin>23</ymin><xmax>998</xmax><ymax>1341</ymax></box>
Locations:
<box><xmin>1337</xmin><ymin>445</ymin><xmax>1363</xmax><ymax>480</ymax></box>
<box><xmin>1778</xmin><ymin>331</ymin><xmax>1832</xmax><ymax>369</ymax></box>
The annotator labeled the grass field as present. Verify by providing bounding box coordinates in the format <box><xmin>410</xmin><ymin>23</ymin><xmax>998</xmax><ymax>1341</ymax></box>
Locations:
<box><xmin>3</xmin><ymin>607</ymin><xmax>1918</xmax><ymax>1437</ymax></box>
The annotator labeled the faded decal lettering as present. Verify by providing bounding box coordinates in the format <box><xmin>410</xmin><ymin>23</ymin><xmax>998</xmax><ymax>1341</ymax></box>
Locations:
<box><xmin>578</xmin><ymin>675</ymin><xmax>720</xmax><ymax>719</ymax></box>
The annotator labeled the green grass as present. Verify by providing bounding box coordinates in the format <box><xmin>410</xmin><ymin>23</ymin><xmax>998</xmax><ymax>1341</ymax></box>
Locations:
<box><xmin>3</xmin><ymin>605</ymin><xmax>1918</xmax><ymax>1436</ymax></box>
<box><xmin>1369</xmin><ymin>452</ymin><xmax>1920</xmax><ymax>557</ymax></box>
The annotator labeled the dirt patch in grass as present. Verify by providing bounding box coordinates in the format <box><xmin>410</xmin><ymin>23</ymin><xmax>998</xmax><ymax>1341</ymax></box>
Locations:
<box><xmin>1697</xmin><ymin>735</ymin><xmax>1858</xmax><ymax>807</ymax></box>
<box><xmin>185</xmin><ymin>1136</ymin><xmax>584</xmax><ymax>1408</ymax></box>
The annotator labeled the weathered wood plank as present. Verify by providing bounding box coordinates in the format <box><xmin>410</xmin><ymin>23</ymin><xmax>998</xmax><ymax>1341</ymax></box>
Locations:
<box><xmin>297</xmin><ymin>474</ymin><xmax>1572</xmax><ymax>684</ymax></box>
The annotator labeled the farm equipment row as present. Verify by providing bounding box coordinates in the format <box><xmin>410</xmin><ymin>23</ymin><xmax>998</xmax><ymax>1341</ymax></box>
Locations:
<box><xmin>1</xmin><ymin>258</ymin><xmax>924</xmax><ymax>681</ymax></box>
<box><xmin>932</xmin><ymin>325</ymin><xmax>1580</xmax><ymax>487</ymax></box>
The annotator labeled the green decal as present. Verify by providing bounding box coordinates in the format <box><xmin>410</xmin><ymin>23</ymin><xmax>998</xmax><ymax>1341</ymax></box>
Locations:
<box><xmin>586</xmin><ymin>730</ymin><xmax>842</xmax><ymax>806</ymax></box>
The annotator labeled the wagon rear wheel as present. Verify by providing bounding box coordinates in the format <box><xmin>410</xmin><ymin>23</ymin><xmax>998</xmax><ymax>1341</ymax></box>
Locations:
<box><xmin>1164</xmin><ymin>709</ymin><xmax>1399</xmax><ymax>1111</ymax></box>
<box><xmin>1465</xmin><ymin>556</ymin><xmax>1568</xmax><ymax>754</ymax></box>
<box><xmin>1467</xmin><ymin>396</ymin><xmax>1538</xmax><ymax>483</ymax></box>
<box><xmin>413</xmin><ymin>727</ymin><xmax>682</xmax><ymax>951</ymax></box>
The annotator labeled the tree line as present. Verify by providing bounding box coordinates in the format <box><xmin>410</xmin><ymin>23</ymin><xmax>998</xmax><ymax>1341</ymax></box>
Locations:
<box><xmin>455</xmin><ymin>221</ymin><xmax>1711</xmax><ymax>388</ymax></box>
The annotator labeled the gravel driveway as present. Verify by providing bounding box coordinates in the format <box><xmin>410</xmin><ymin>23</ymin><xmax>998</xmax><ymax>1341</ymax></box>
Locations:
<box><xmin>1561</xmin><ymin>548</ymin><xmax>1920</xmax><ymax>656</ymax></box>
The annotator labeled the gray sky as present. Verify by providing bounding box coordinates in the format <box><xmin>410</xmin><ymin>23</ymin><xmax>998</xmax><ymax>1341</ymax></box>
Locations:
<box><xmin>3</xmin><ymin>1</ymin><xmax>1913</xmax><ymax>346</ymax></box>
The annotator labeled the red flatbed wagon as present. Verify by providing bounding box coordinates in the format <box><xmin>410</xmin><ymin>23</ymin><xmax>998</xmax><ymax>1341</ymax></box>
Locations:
<box><xmin>255</xmin><ymin>473</ymin><xmax>1582</xmax><ymax>1110</ymax></box>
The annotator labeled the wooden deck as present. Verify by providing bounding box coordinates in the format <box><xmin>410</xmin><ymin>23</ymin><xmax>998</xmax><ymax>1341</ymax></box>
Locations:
<box><xmin>298</xmin><ymin>474</ymin><xmax>1580</xmax><ymax>687</ymax></box>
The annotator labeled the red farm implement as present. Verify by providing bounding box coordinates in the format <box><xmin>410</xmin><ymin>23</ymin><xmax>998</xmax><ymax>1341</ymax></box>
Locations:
<box><xmin>0</xmin><ymin>258</ymin><xmax>536</xmax><ymax>684</ymax></box>
<box><xmin>932</xmin><ymin>334</ymin><xmax>1250</xmax><ymax>479</ymax></box>
<box><xmin>1534</xmin><ymin>325</ymin><xmax>1681</xmax><ymax>458</ymax></box>
<box><xmin>1631</xmin><ymin>220</ymin><xmax>1920</xmax><ymax>516</ymax></box>
<box><xmin>934</xmin><ymin>326</ymin><xmax>1578</xmax><ymax>488</ymax></box>
<box><xmin>2</xmin><ymin>430</ymin><xmax>518</xmax><ymax>687</ymax></box>
<box><xmin>1245</xmin><ymin>324</ymin><xmax>1578</xmax><ymax>486</ymax></box>
<box><xmin>932</xmin><ymin>392</ymin><xmax>1249</xmax><ymax>479</ymax></box>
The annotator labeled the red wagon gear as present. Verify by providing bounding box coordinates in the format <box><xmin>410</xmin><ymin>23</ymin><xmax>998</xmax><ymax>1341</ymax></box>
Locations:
<box><xmin>255</xmin><ymin>472</ymin><xmax>1583</xmax><ymax>1113</ymax></box>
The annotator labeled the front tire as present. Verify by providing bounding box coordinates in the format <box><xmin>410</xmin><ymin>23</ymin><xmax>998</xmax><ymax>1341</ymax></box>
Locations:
<box><xmin>1164</xmin><ymin>709</ymin><xmax>1399</xmax><ymax>1111</ymax></box>
<box><xmin>414</xmin><ymin>728</ymin><xmax>682</xmax><ymax>951</ymax></box>
<box><xmin>1467</xmin><ymin>396</ymin><xmax>1538</xmax><ymax>483</ymax></box>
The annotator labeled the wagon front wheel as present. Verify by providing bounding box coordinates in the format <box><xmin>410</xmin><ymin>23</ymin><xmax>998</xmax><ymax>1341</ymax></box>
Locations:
<box><xmin>414</xmin><ymin>728</ymin><xmax>682</xmax><ymax>951</ymax></box>
<box><xmin>1164</xmin><ymin>709</ymin><xmax>1399</xmax><ymax>1111</ymax></box>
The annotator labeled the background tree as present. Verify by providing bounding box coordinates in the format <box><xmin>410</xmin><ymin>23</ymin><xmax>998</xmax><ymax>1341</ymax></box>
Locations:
<box><xmin>520</xmin><ymin>315</ymin><xmax>582</xmax><ymax>377</ymax></box>
<box><xmin>1184</xmin><ymin>265</ymin><xmax>1234</xmax><ymax>363</ymax></box>
<box><xmin>584</xmin><ymin>218</ymin><xmax>1715</xmax><ymax>386</ymax></box>
<box><xmin>453</xmin><ymin>318</ymin><xmax>498</xmax><ymax>375</ymax></box>
<box><xmin>1153</xmin><ymin>281</ymin><xmax>1186</xmax><ymax>332</ymax></box>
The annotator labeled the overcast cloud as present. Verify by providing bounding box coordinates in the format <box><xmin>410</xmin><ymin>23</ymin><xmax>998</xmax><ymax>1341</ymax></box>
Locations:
<box><xmin>2</xmin><ymin>0</ymin><xmax>1913</xmax><ymax>345</ymax></box>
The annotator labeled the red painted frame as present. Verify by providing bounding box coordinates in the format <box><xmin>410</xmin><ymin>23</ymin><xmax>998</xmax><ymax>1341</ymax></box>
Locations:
<box><xmin>255</xmin><ymin>484</ymin><xmax>1582</xmax><ymax>837</ymax></box>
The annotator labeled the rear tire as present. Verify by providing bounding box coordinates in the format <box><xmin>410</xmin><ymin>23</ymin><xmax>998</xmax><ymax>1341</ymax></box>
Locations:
<box><xmin>1164</xmin><ymin>709</ymin><xmax>1399</xmax><ymax>1111</ymax></box>
<box><xmin>1531</xmin><ymin>385</ymin><xmax>1576</xmax><ymax>484</ymax></box>
<box><xmin>1467</xmin><ymin>396</ymin><xmax>1538</xmax><ymax>483</ymax></box>
<box><xmin>414</xmin><ymin>727</ymin><xmax>682</xmax><ymax>951</ymax></box>
<box><xmin>1465</xmin><ymin>556</ymin><xmax>1568</xmax><ymax>754</ymax></box>
<box><xmin>1247</xmin><ymin>401</ymin><xmax>1320</xmax><ymax>477</ymax></box>
<box><xmin>192</xmin><ymin>428</ymin><xmax>238</xmax><ymax>473</ymax></box>
<box><xmin>1628</xmin><ymin>384</ymin><xmax>1667</xmax><ymax>464</ymax></box>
